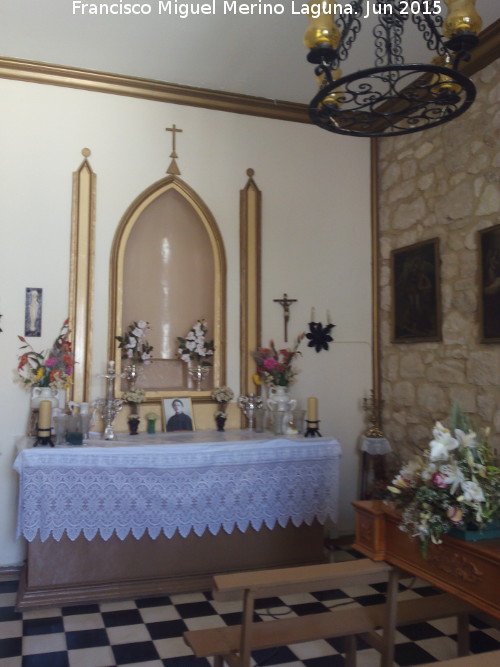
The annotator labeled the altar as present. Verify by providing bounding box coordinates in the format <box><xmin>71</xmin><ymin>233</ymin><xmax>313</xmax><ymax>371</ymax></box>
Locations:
<box><xmin>14</xmin><ymin>431</ymin><xmax>341</xmax><ymax>608</ymax></box>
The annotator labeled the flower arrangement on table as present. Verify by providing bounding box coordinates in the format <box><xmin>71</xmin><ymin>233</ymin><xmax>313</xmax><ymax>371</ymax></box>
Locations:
<box><xmin>177</xmin><ymin>319</ymin><xmax>214</xmax><ymax>366</ymax></box>
<box><xmin>253</xmin><ymin>334</ymin><xmax>303</xmax><ymax>387</ymax></box>
<box><xmin>212</xmin><ymin>386</ymin><xmax>234</xmax><ymax>417</ymax></box>
<box><xmin>17</xmin><ymin>319</ymin><xmax>74</xmax><ymax>390</ymax></box>
<box><xmin>116</xmin><ymin>320</ymin><xmax>153</xmax><ymax>365</ymax></box>
<box><xmin>387</xmin><ymin>405</ymin><xmax>500</xmax><ymax>557</ymax></box>
<box><xmin>211</xmin><ymin>385</ymin><xmax>234</xmax><ymax>431</ymax></box>
<box><xmin>122</xmin><ymin>388</ymin><xmax>146</xmax><ymax>406</ymax></box>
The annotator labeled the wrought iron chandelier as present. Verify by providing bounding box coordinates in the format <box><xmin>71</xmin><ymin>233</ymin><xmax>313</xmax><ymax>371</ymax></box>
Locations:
<box><xmin>304</xmin><ymin>0</ymin><xmax>483</xmax><ymax>137</ymax></box>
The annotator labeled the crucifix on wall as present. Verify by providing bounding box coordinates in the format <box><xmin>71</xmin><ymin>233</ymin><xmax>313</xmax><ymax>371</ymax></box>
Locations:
<box><xmin>273</xmin><ymin>293</ymin><xmax>297</xmax><ymax>342</ymax></box>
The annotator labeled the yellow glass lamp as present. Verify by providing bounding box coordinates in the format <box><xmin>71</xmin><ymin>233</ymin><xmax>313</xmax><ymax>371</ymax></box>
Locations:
<box><xmin>443</xmin><ymin>0</ymin><xmax>483</xmax><ymax>39</ymax></box>
<box><xmin>303</xmin><ymin>1</ymin><xmax>340</xmax><ymax>53</ymax></box>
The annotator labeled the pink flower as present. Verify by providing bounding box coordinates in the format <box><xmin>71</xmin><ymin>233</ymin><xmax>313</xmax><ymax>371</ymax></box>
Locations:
<box><xmin>44</xmin><ymin>357</ymin><xmax>58</xmax><ymax>368</ymax></box>
<box><xmin>432</xmin><ymin>472</ymin><xmax>448</xmax><ymax>488</ymax></box>
<box><xmin>263</xmin><ymin>357</ymin><xmax>279</xmax><ymax>371</ymax></box>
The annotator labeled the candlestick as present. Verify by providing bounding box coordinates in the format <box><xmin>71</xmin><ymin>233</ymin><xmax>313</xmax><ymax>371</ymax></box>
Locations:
<box><xmin>307</xmin><ymin>397</ymin><xmax>318</xmax><ymax>422</ymax></box>
<box><xmin>35</xmin><ymin>400</ymin><xmax>54</xmax><ymax>446</ymax></box>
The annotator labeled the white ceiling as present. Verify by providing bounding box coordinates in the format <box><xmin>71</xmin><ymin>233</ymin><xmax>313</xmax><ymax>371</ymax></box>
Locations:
<box><xmin>1</xmin><ymin>1</ymin><xmax>498</xmax><ymax>105</ymax></box>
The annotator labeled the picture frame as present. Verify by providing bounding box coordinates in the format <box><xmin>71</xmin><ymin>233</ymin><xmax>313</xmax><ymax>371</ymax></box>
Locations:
<box><xmin>163</xmin><ymin>397</ymin><xmax>195</xmax><ymax>432</ymax></box>
<box><xmin>391</xmin><ymin>238</ymin><xmax>442</xmax><ymax>343</ymax></box>
<box><xmin>479</xmin><ymin>223</ymin><xmax>500</xmax><ymax>343</ymax></box>
<box><xmin>25</xmin><ymin>287</ymin><xmax>43</xmax><ymax>337</ymax></box>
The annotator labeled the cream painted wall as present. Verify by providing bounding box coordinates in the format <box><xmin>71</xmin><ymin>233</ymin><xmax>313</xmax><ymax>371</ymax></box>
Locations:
<box><xmin>0</xmin><ymin>77</ymin><xmax>371</xmax><ymax>567</ymax></box>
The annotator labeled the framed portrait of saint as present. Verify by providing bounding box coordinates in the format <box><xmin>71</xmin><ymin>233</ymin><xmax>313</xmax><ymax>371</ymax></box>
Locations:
<box><xmin>163</xmin><ymin>397</ymin><xmax>195</xmax><ymax>432</ymax></box>
<box><xmin>391</xmin><ymin>239</ymin><xmax>442</xmax><ymax>343</ymax></box>
<box><xmin>479</xmin><ymin>223</ymin><xmax>500</xmax><ymax>343</ymax></box>
<box><xmin>25</xmin><ymin>287</ymin><xmax>43</xmax><ymax>337</ymax></box>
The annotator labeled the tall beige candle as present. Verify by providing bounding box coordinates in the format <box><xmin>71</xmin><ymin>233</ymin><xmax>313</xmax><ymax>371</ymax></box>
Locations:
<box><xmin>38</xmin><ymin>400</ymin><xmax>52</xmax><ymax>431</ymax></box>
<box><xmin>307</xmin><ymin>397</ymin><xmax>318</xmax><ymax>422</ymax></box>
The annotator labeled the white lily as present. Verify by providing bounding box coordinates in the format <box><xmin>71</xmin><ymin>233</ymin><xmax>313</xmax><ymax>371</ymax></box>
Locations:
<box><xmin>461</xmin><ymin>480</ymin><xmax>485</xmax><ymax>503</ymax></box>
<box><xmin>429</xmin><ymin>422</ymin><xmax>459</xmax><ymax>461</ymax></box>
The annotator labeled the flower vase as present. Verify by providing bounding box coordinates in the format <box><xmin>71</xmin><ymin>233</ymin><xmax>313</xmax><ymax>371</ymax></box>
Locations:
<box><xmin>267</xmin><ymin>386</ymin><xmax>297</xmax><ymax>412</ymax></box>
<box><xmin>215</xmin><ymin>414</ymin><xmax>227</xmax><ymax>432</ymax></box>
<box><xmin>31</xmin><ymin>386</ymin><xmax>59</xmax><ymax>410</ymax></box>
<box><xmin>125</xmin><ymin>363</ymin><xmax>138</xmax><ymax>390</ymax></box>
<box><xmin>188</xmin><ymin>364</ymin><xmax>210</xmax><ymax>391</ymax></box>
<box><xmin>128</xmin><ymin>416</ymin><xmax>140</xmax><ymax>435</ymax></box>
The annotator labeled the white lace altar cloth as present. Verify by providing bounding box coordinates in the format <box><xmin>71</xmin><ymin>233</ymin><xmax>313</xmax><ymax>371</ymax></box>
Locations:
<box><xmin>14</xmin><ymin>431</ymin><xmax>342</xmax><ymax>543</ymax></box>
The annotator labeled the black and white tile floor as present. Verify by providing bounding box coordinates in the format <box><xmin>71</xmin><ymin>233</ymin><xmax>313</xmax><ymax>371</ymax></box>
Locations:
<box><xmin>1</xmin><ymin>548</ymin><xmax>499</xmax><ymax>667</ymax></box>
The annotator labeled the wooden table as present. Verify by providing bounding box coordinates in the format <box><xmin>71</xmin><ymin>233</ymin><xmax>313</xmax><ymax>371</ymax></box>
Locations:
<box><xmin>352</xmin><ymin>500</ymin><xmax>500</xmax><ymax>619</ymax></box>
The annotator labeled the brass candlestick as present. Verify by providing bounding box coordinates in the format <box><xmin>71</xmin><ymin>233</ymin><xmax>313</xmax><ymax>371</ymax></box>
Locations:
<box><xmin>362</xmin><ymin>390</ymin><xmax>384</xmax><ymax>438</ymax></box>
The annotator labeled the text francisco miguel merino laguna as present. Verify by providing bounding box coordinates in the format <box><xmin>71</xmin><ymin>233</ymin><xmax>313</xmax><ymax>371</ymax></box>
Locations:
<box><xmin>72</xmin><ymin>1</ymin><xmax>420</xmax><ymax>18</ymax></box>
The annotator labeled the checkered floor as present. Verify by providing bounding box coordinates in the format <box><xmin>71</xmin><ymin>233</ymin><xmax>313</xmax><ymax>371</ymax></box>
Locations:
<box><xmin>1</xmin><ymin>548</ymin><xmax>499</xmax><ymax>667</ymax></box>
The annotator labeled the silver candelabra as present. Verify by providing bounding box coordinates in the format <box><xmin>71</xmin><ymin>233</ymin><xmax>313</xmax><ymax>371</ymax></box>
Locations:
<box><xmin>95</xmin><ymin>361</ymin><xmax>124</xmax><ymax>440</ymax></box>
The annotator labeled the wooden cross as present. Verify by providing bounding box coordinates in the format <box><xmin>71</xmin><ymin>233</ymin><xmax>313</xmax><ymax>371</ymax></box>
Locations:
<box><xmin>273</xmin><ymin>293</ymin><xmax>297</xmax><ymax>342</ymax></box>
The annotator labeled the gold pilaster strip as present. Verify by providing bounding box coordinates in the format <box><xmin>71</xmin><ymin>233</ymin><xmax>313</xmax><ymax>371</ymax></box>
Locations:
<box><xmin>69</xmin><ymin>151</ymin><xmax>96</xmax><ymax>403</ymax></box>
<box><xmin>240</xmin><ymin>169</ymin><xmax>262</xmax><ymax>397</ymax></box>
<box><xmin>370</xmin><ymin>139</ymin><xmax>381</xmax><ymax>405</ymax></box>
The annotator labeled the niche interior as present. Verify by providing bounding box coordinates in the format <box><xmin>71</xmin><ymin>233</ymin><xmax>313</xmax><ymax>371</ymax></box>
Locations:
<box><xmin>108</xmin><ymin>176</ymin><xmax>226</xmax><ymax>401</ymax></box>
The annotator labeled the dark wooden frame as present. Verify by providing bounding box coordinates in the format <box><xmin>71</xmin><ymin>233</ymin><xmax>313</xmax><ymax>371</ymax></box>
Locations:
<box><xmin>479</xmin><ymin>223</ymin><xmax>500</xmax><ymax>343</ymax></box>
<box><xmin>391</xmin><ymin>238</ymin><xmax>442</xmax><ymax>343</ymax></box>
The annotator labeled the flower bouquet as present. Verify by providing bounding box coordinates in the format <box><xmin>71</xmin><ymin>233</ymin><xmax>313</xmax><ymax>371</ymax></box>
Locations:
<box><xmin>253</xmin><ymin>335</ymin><xmax>303</xmax><ymax>387</ymax></box>
<box><xmin>116</xmin><ymin>320</ymin><xmax>153</xmax><ymax>364</ymax></box>
<box><xmin>387</xmin><ymin>405</ymin><xmax>500</xmax><ymax>557</ymax></box>
<box><xmin>123</xmin><ymin>388</ymin><xmax>146</xmax><ymax>405</ymax></box>
<box><xmin>212</xmin><ymin>386</ymin><xmax>234</xmax><ymax>412</ymax></box>
<box><xmin>17</xmin><ymin>319</ymin><xmax>74</xmax><ymax>390</ymax></box>
<box><xmin>177</xmin><ymin>319</ymin><xmax>214</xmax><ymax>366</ymax></box>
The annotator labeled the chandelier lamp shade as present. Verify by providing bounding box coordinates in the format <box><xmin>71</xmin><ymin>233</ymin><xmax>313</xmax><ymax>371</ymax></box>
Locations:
<box><xmin>304</xmin><ymin>0</ymin><xmax>483</xmax><ymax>137</ymax></box>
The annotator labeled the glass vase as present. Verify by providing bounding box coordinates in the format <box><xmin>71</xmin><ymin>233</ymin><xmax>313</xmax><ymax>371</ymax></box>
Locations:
<box><xmin>188</xmin><ymin>364</ymin><xmax>210</xmax><ymax>391</ymax></box>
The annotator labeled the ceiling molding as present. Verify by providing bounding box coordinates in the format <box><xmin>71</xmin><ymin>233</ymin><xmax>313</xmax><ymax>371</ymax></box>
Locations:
<box><xmin>0</xmin><ymin>20</ymin><xmax>497</xmax><ymax>124</ymax></box>
<box><xmin>0</xmin><ymin>56</ymin><xmax>310</xmax><ymax>124</ymax></box>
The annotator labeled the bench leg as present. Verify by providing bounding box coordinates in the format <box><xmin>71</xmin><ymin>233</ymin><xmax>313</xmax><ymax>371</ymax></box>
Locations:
<box><xmin>214</xmin><ymin>657</ymin><xmax>224</xmax><ymax>667</ymax></box>
<box><xmin>344</xmin><ymin>634</ymin><xmax>357</xmax><ymax>667</ymax></box>
<box><xmin>380</xmin><ymin>568</ymin><xmax>399</xmax><ymax>667</ymax></box>
<box><xmin>457</xmin><ymin>613</ymin><xmax>470</xmax><ymax>657</ymax></box>
<box><xmin>239</xmin><ymin>588</ymin><xmax>255</xmax><ymax>667</ymax></box>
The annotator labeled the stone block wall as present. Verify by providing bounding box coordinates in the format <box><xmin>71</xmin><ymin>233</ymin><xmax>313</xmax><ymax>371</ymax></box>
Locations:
<box><xmin>378</xmin><ymin>58</ymin><xmax>500</xmax><ymax>460</ymax></box>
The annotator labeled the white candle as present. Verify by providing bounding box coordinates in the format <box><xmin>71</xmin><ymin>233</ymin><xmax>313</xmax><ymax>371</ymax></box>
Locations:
<box><xmin>310</xmin><ymin>307</ymin><xmax>315</xmax><ymax>322</ymax></box>
<box><xmin>327</xmin><ymin>309</ymin><xmax>331</xmax><ymax>324</ymax></box>
<box><xmin>109</xmin><ymin>360</ymin><xmax>115</xmax><ymax>371</ymax></box>
<box><xmin>307</xmin><ymin>397</ymin><xmax>318</xmax><ymax>422</ymax></box>
<box><xmin>38</xmin><ymin>400</ymin><xmax>52</xmax><ymax>432</ymax></box>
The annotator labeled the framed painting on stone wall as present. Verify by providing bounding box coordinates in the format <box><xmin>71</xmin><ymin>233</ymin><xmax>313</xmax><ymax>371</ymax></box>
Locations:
<box><xmin>391</xmin><ymin>238</ymin><xmax>442</xmax><ymax>343</ymax></box>
<box><xmin>479</xmin><ymin>223</ymin><xmax>500</xmax><ymax>343</ymax></box>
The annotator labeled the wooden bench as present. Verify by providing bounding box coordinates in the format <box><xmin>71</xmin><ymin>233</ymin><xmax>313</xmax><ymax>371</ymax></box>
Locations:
<box><xmin>183</xmin><ymin>559</ymin><xmax>475</xmax><ymax>667</ymax></box>
<box><xmin>420</xmin><ymin>650</ymin><xmax>500</xmax><ymax>666</ymax></box>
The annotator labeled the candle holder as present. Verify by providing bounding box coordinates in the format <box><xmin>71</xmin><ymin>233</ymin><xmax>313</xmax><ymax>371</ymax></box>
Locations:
<box><xmin>362</xmin><ymin>390</ymin><xmax>384</xmax><ymax>438</ymax></box>
<box><xmin>304</xmin><ymin>419</ymin><xmax>322</xmax><ymax>437</ymax></box>
<box><xmin>95</xmin><ymin>361</ymin><xmax>124</xmax><ymax>440</ymax></box>
<box><xmin>238</xmin><ymin>393</ymin><xmax>263</xmax><ymax>430</ymax></box>
<box><xmin>34</xmin><ymin>426</ymin><xmax>54</xmax><ymax>447</ymax></box>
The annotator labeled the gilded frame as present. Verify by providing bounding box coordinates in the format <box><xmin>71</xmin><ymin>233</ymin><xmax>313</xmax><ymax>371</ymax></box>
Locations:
<box><xmin>391</xmin><ymin>238</ymin><xmax>442</xmax><ymax>344</ymax></box>
<box><xmin>479</xmin><ymin>223</ymin><xmax>500</xmax><ymax>343</ymax></box>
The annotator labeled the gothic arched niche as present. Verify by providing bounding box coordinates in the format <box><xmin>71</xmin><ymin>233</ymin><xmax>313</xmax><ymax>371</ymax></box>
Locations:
<box><xmin>109</xmin><ymin>176</ymin><xmax>226</xmax><ymax>400</ymax></box>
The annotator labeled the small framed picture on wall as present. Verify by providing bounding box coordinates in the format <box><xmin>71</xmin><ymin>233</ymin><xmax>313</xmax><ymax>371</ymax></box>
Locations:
<box><xmin>391</xmin><ymin>239</ymin><xmax>442</xmax><ymax>343</ymax></box>
<box><xmin>479</xmin><ymin>223</ymin><xmax>500</xmax><ymax>343</ymax></box>
<box><xmin>25</xmin><ymin>288</ymin><xmax>43</xmax><ymax>337</ymax></box>
<box><xmin>163</xmin><ymin>397</ymin><xmax>195</xmax><ymax>432</ymax></box>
